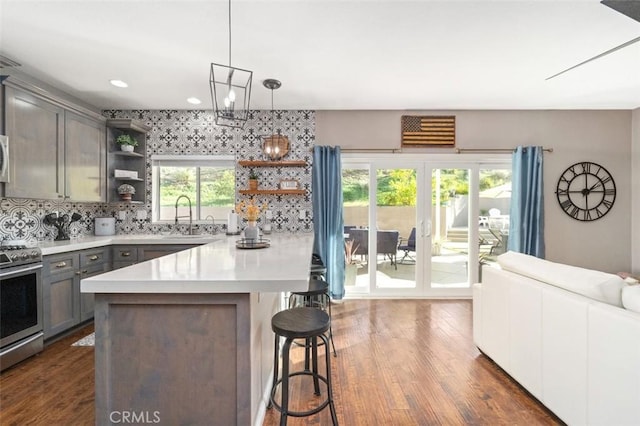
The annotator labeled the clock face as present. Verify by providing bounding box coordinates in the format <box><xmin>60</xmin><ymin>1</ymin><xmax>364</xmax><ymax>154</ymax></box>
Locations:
<box><xmin>556</xmin><ymin>161</ymin><xmax>616</xmax><ymax>221</ymax></box>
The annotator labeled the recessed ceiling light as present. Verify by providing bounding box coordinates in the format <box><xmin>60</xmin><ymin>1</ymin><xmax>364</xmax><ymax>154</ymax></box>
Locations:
<box><xmin>110</xmin><ymin>79</ymin><xmax>128</xmax><ymax>88</ymax></box>
<box><xmin>187</xmin><ymin>97</ymin><xmax>202</xmax><ymax>105</ymax></box>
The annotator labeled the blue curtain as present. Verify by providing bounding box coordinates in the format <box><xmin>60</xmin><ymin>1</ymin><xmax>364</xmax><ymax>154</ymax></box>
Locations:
<box><xmin>508</xmin><ymin>146</ymin><xmax>545</xmax><ymax>257</ymax></box>
<box><xmin>312</xmin><ymin>146</ymin><xmax>345</xmax><ymax>299</ymax></box>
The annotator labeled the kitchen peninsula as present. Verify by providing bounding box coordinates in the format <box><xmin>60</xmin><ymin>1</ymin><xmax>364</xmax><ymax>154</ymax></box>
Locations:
<box><xmin>81</xmin><ymin>234</ymin><xmax>314</xmax><ymax>426</ymax></box>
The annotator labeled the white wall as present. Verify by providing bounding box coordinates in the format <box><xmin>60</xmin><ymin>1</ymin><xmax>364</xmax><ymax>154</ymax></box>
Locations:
<box><xmin>317</xmin><ymin>110</ymin><xmax>633</xmax><ymax>273</ymax></box>
<box><xmin>632</xmin><ymin>108</ymin><xmax>640</xmax><ymax>275</ymax></box>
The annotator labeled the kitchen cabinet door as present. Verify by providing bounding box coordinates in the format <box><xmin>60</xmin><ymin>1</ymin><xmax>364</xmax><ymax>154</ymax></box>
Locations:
<box><xmin>79</xmin><ymin>263</ymin><xmax>110</xmax><ymax>322</ymax></box>
<box><xmin>4</xmin><ymin>86</ymin><xmax>64</xmax><ymax>199</ymax></box>
<box><xmin>43</xmin><ymin>252</ymin><xmax>80</xmax><ymax>339</ymax></box>
<box><xmin>65</xmin><ymin>111</ymin><xmax>106</xmax><ymax>202</ymax></box>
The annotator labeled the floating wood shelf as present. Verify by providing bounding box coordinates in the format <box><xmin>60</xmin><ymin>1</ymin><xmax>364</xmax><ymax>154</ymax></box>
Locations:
<box><xmin>114</xmin><ymin>176</ymin><xmax>144</xmax><ymax>182</ymax></box>
<box><xmin>107</xmin><ymin>119</ymin><xmax>152</xmax><ymax>133</ymax></box>
<box><xmin>239</xmin><ymin>189</ymin><xmax>306</xmax><ymax>195</ymax></box>
<box><xmin>238</xmin><ymin>160</ymin><xmax>307</xmax><ymax>167</ymax></box>
<box><xmin>111</xmin><ymin>151</ymin><xmax>144</xmax><ymax>158</ymax></box>
<box><xmin>108</xmin><ymin>200</ymin><xmax>144</xmax><ymax>205</ymax></box>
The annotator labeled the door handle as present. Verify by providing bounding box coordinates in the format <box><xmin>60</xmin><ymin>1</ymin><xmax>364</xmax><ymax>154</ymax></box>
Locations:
<box><xmin>422</xmin><ymin>220</ymin><xmax>431</xmax><ymax>237</ymax></box>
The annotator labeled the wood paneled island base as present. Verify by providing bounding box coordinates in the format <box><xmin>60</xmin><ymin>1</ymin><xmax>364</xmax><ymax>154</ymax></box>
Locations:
<box><xmin>94</xmin><ymin>293</ymin><xmax>251</xmax><ymax>425</ymax></box>
<box><xmin>83</xmin><ymin>234</ymin><xmax>315</xmax><ymax>426</ymax></box>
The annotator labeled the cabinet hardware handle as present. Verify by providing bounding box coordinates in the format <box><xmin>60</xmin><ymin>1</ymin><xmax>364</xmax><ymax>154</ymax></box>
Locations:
<box><xmin>89</xmin><ymin>255</ymin><xmax>99</xmax><ymax>261</ymax></box>
<box><xmin>121</xmin><ymin>252</ymin><xmax>131</xmax><ymax>257</ymax></box>
<box><xmin>56</xmin><ymin>262</ymin><xmax>67</xmax><ymax>268</ymax></box>
<box><xmin>75</xmin><ymin>270</ymin><xmax>88</xmax><ymax>275</ymax></box>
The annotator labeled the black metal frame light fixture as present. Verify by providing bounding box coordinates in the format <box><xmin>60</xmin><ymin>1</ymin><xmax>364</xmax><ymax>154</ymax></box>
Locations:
<box><xmin>210</xmin><ymin>0</ymin><xmax>252</xmax><ymax>129</ymax></box>
<box><xmin>262</xmin><ymin>78</ymin><xmax>289</xmax><ymax>160</ymax></box>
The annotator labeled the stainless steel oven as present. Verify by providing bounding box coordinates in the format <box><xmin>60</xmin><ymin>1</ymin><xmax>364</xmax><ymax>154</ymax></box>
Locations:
<box><xmin>0</xmin><ymin>135</ymin><xmax>9</xmax><ymax>183</ymax></box>
<box><xmin>0</xmin><ymin>243</ymin><xmax>43</xmax><ymax>371</ymax></box>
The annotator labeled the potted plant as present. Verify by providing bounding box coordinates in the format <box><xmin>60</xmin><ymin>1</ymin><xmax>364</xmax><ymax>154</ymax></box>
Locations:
<box><xmin>116</xmin><ymin>134</ymin><xmax>138</xmax><ymax>152</ymax></box>
<box><xmin>117</xmin><ymin>183</ymin><xmax>136</xmax><ymax>201</ymax></box>
<box><xmin>344</xmin><ymin>239</ymin><xmax>360</xmax><ymax>286</ymax></box>
<box><xmin>248</xmin><ymin>169</ymin><xmax>259</xmax><ymax>190</ymax></box>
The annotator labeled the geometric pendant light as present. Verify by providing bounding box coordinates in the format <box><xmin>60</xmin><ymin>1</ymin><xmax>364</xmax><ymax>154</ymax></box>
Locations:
<box><xmin>210</xmin><ymin>0</ymin><xmax>252</xmax><ymax>128</ymax></box>
<box><xmin>262</xmin><ymin>78</ymin><xmax>289</xmax><ymax>160</ymax></box>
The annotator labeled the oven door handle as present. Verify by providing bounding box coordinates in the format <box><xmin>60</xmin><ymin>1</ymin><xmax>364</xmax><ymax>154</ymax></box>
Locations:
<box><xmin>0</xmin><ymin>263</ymin><xmax>43</xmax><ymax>278</ymax></box>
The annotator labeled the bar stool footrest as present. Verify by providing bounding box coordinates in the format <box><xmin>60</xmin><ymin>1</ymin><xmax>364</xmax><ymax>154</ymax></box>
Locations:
<box><xmin>270</xmin><ymin>371</ymin><xmax>331</xmax><ymax>417</ymax></box>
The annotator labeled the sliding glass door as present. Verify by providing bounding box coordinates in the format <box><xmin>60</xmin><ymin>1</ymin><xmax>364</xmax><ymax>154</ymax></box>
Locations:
<box><xmin>342</xmin><ymin>154</ymin><xmax>511</xmax><ymax>298</ymax></box>
<box><xmin>342</xmin><ymin>159</ymin><xmax>424</xmax><ymax>296</ymax></box>
<box><xmin>427</xmin><ymin>167</ymin><xmax>472</xmax><ymax>293</ymax></box>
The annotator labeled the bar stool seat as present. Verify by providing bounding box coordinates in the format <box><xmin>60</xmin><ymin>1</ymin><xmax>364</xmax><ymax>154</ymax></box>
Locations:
<box><xmin>272</xmin><ymin>306</ymin><xmax>329</xmax><ymax>339</ymax></box>
<box><xmin>269</xmin><ymin>307</ymin><xmax>339</xmax><ymax>425</ymax></box>
<box><xmin>289</xmin><ymin>279</ymin><xmax>337</xmax><ymax>357</ymax></box>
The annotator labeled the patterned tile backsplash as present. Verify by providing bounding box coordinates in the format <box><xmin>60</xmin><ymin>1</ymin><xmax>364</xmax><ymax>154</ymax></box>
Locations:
<box><xmin>0</xmin><ymin>110</ymin><xmax>315</xmax><ymax>242</ymax></box>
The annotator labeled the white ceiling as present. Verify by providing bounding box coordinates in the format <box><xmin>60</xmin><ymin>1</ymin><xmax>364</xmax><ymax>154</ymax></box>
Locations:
<box><xmin>1</xmin><ymin>0</ymin><xmax>639</xmax><ymax>111</ymax></box>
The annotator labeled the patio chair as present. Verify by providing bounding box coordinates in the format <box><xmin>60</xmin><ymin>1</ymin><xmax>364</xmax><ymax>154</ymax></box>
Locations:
<box><xmin>377</xmin><ymin>230</ymin><xmax>399</xmax><ymax>270</ymax></box>
<box><xmin>479</xmin><ymin>228</ymin><xmax>501</xmax><ymax>255</ymax></box>
<box><xmin>348</xmin><ymin>228</ymin><xmax>368</xmax><ymax>261</ymax></box>
<box><xmin>488</xmin><ymin>227</ymin><xmax>508</xmax><ymax>255</ymax></box>
<box><xmin>343</xmin><ymin>225</ymin><xmax>357</xmax><ymax>235</ymax></box>
<box><xmin>397</xmin><ymin>227</ymin><xmax>416</xmax><ymax>265</ymax></box>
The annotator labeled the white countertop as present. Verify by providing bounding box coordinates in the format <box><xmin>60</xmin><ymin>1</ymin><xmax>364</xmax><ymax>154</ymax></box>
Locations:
<box><xmin>81</xmin><ymin>234</ymin><xmax>314</xmax><ymax>294</ymax></box>
<box><xmin>37</xmin><ymin>234</ymin><xmax>223</xmax><ymax>255</ymax></box>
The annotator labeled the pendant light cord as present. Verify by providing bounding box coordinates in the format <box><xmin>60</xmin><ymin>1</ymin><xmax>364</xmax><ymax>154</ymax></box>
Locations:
<box><xmin>271</xmin><ymin>88</ymin><xmax>275</xmax><ymax>135</ymax></box>
<box><xmin>228</xmin><ymin>0</ymin><xmax>232</xmax><ymax>67</ymax></box>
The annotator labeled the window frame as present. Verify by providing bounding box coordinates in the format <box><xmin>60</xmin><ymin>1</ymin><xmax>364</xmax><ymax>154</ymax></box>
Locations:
<box><xmin>151</xmin><ymin>155</ymin><xmax>236</xmax><ymax>224</ymax></box>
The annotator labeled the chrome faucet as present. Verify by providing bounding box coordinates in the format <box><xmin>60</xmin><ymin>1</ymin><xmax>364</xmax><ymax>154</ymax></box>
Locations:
<box><xmin>174</xmin><ymin>195</ymin><xmax>193</xmax><ymax>235</ymax></box>
<box><xmin>204</xmin><ymin>215</ymin><xmax>216</xmax><ymax>234</ymax></box>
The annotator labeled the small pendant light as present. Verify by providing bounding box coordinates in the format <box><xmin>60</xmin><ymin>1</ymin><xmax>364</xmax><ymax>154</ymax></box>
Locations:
<box><xmin>262</xmin><ymin>78</ymin><xmax>289</xmax><ymax>161</ymax></box>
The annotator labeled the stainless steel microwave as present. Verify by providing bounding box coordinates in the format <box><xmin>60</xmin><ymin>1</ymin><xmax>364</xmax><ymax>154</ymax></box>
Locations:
<box><xmin>0</xmin><ymin>135</ymin><xmax>8</xmax><ymax>183</ymax></box>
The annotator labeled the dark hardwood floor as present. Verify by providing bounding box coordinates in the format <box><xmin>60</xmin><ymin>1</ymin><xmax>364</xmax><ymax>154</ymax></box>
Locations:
<box><xmin>1</xmin><ymin>300</ymin><xmax>562</xmax><ymax>425</ymax></box>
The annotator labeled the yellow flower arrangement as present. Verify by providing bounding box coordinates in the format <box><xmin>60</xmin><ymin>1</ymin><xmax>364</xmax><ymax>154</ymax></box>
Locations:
<box><xmin>235</xmin><ymin>198</ymin><xmax>268</xmax><ymax>222</ymax></box>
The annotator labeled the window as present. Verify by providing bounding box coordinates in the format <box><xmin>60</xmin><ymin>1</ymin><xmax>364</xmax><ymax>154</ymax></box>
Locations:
<box><xmin>151</xmin><ymin>155</ymin><xmax>235</xmax><ymax>223</ymax></box>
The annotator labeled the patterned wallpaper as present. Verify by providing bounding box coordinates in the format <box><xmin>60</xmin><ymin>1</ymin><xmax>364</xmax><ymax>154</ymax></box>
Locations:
<box><xmin>0</xmin><ymin>110</ymin><xmax>315</xmax><ymax>242</ymax></box>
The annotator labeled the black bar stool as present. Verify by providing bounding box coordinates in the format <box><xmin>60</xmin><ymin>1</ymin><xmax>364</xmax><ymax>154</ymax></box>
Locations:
<box><xmin>289</xmin><ymin>279</ymin><xmax>337</xmax><ymax>357</ymax></box>
<box><xmin>269</xmin><ymin>307</ymin><xmax>339</xmax><ymax>425</ymax></box>
<box><xmin>310</xmin><ymin>253</ymin><xmax>327</xmax><ymax>280</ymax></box>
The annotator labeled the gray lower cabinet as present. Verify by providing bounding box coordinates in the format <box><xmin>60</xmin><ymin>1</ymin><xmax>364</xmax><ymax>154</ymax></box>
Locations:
<box><xmin>112</xmin><ymin>244</ymin><xmax>197</xmax><ymax>269</ymax></box>
<box><xmin>138</xmin><ymin>244</ymin><xmax>197</xmax><ymax>261</ymax></box>
<box><xmin>112</xmin><ymin>245</ymin><xmax>139</xmax><ymax>269</ymax></box>
<box><xmin>42</xmin><ymin>247</ymin><xmax>110</xmax><ymax>340</ymax></box>
<box><xmin>42</xmin><ymin>244</ymin><xmax>198</xmax><ymax>339</ymax></box>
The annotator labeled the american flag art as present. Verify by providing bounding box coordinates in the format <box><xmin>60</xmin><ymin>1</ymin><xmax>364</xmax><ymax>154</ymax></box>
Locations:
<box><xmin>401</xmin><ymin>115</ymin><xmax>455</xmax><ymax>146</ymax></box>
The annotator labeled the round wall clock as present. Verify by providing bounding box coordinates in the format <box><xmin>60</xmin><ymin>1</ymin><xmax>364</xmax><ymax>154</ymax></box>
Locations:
<box><xmin>555</xmin><ymin>161</ymin><xmax>616</xmax><ymax>221</ymax></box>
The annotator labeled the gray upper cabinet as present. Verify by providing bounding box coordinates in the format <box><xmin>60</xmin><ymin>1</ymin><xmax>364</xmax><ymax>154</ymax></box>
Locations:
<box><xmin>2</xmin><ymin>75</ymin><xmax>106</xmax><ymax>201</ymax></box>
<box><xmin>4</xmin><ymin>86</ymin><xmax>65</xmax><ymax>199</ymax></box>
<box><xmin>65</xmin><ymin>112</ymin><xmax>106</xmax><ymax>202</ymax></box>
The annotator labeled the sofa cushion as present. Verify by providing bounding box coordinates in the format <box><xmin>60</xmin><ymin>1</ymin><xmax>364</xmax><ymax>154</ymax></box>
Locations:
<box><xmin>622</xmin><ymin>285</ymin><xmax>640</xmax><ymax>313</ymax></box>
<box><xmin>497</xmin><ymin>251</ymin><xmax>626</xmax><ymax>307</ymax></box>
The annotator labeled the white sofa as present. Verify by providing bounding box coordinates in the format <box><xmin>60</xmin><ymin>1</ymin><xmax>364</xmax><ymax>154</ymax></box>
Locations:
<box><xmin>473</xmin><ymin>251</ymin><xmax>640</xmax><ymax>426</ymax></box>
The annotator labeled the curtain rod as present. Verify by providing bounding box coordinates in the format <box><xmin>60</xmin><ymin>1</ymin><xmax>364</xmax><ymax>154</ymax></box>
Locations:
<box><xmin>455</xmin><ymin>147</ymin><xmax>553</xmax><ymax>154</ymax></box>
<box><xmin>339</xmin><ymin>148</ymin><xmax>401</xmax><ymax>153</ymax></box>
